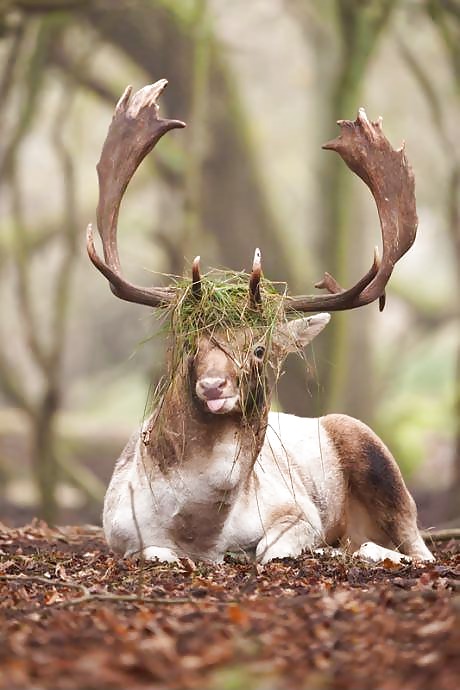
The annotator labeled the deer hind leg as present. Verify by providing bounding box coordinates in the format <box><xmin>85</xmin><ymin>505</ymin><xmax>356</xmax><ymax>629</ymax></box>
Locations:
<box><xmin>345</xmin><ymin>495</ymin><xmax>434</xmax><ymax>563</ymax></box>
<box><xmin>322</xmin><ymin>414</ymin><xmax>434</xmax><ymax>563</ymax></box>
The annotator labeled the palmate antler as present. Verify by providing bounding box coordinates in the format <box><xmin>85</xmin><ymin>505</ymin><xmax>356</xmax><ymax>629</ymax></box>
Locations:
<box><xmin>88</xmin><ymin>83</ymin><xmax>417</xmax><ymax>314</ymax></box>
<box><xmin>87</xmin><ymin>80</ymin><xmax>184</xmax><ymax>307</ymax></box>
<box><xmin>285</xmin><ymin>108</ymin><xmax>418</xmax><ymax>313</ymax></box>
<box><xmin>88</xmin><ymin>80</ymin><xmax>276</xmax><ymax>309</ymax></box>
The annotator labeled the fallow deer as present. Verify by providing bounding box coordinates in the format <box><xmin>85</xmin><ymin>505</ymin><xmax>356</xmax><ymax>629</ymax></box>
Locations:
<box><xmin>87</xmin><ymin>80</ymin><xmax>433</xmax><ymax>564</ymax></box>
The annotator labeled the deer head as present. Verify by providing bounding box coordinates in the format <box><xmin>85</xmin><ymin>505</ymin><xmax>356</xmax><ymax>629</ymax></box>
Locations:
<box><xmin>179</xmin><ymin>310</ymin><xmax>331</xmax><ymax>420</ymax></box>
<box><xmin>87</xmin><ymin>80</ymin><xmax>418</xmax><ymax>424</ymax></box>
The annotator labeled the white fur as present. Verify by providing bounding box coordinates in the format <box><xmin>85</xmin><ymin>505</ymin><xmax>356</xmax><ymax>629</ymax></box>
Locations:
<box><xmin>103</xmin><ymin>312</ymin><xmax>433</xmax><ymax>565</ymax></box>
<box><xmin>354</xmin><ymin>542</ymin><xmax>411</xmax><ymax>565</ymax></box>
<box><xmin>103</xmin><ymin>411</ymin><xmax>433</xmax><ymax>564</ymax></box>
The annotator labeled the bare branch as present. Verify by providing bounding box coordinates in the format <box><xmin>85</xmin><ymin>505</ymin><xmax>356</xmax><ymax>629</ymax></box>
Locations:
<box><xmin>0</xmin><ymin>347</ymin><xmax>34</xmax><ymax>414</ymax></box>
<box><xmin>0</xmin><ymin>18</ymin><xmax>26</xmax><ymax>118</ymax></box>
<box><xmin>10</xmin><ymin>172</ymin><xmax>49</xmax><ymax>371</ymax></box>
<box><xmin>48</xmin><ymin>78</ymin><xmax>79</xmax><ymax>371</ymax></box>
<box><xmin>421</xmin><ymin>528</ymin><xmax>460</xmax><ymax>542</ymax></box>
<box><xmin>55</xmin><ymin>453</ymin><xmax>105</xmax><ymax>504</ymax></box>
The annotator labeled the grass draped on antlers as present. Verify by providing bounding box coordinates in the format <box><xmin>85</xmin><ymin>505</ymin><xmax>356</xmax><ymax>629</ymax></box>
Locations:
<box><xmin>168</xmin><ymin>269</ymin><xmax>286</xmax><ymax>350</ymax></box>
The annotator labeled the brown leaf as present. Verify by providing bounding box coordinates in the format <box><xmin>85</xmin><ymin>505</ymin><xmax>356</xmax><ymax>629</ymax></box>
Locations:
<box><xmin>227</xmin><ymin>604</ymin><xmax>250</xmax><ymax>627</ymax></box>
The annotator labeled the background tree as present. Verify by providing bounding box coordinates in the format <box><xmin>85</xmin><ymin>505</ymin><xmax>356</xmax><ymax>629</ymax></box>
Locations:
<box><xmin>423</xmin><ymin>0</ymin><xmax>460</xmax><ymax>517</ymax></box>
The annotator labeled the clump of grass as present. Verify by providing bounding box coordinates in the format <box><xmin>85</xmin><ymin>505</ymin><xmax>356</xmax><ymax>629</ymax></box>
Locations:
<box><xmin>165</xmin><ymin>268</ymin><xmax>287</xmax><ymax>354</ymax></box>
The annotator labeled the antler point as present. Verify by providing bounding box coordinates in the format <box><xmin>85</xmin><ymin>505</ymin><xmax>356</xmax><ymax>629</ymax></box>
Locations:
<box><xmin>127</xmin><ymin>79</ymin><xmax>170</xmax><ymax>118</ymax></box>
<box><xmin>314</xmin><ymin>276</ymin><xmax>327</xmax><ymax>290</ymax></box>
<box><xmin>192</xmin><ymin>256</ymin><xmax>202</xmax><ymax>300</ymax></box>
<box><xmin>322</xmin><ymin>138</ymin><xmax>339</xmax><ymax>151</ymax></box>
<box><xmin>115</xmin><ymin>85</ymin><xmax>132</xmax><ymax>113</ymax></box>
<box><xmin>86</xmin><ymin>222</ymin><xmax>95</xmax><ymax>245</ymax></box>
<box><xmin>249</xmin><ymin>249</ymin><xmax>262</xmax><ymax>307</ymax></box>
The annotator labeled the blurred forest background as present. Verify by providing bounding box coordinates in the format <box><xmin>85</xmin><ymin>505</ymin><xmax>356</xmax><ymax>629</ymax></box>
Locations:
<box><xmin>0</xmin><ymin>0</ymin><xmax>458</xmax><ymax>529</ymax></box>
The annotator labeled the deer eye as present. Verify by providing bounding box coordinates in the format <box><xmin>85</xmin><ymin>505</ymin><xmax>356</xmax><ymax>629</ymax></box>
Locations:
<box><xmin>253</xmin><ymin>345</ymin><xmax>265</xmax><ymax>360</ymax></box>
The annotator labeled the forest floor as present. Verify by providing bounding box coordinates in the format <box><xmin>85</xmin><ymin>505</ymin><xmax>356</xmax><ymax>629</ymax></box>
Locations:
<box><xmin>0</xmin><ymin>522</ymin><xmax>458</xmax><ymax>690</ymax></box>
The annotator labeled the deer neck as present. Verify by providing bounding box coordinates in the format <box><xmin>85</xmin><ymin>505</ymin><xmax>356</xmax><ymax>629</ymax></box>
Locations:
<box><xmin>140</xmin><ymin>369</ymin><xmax>268</xmax><ymax>559</ymax></box>
<box><xmin>143</xmin><ymin>373</ymin><xmax>268</xmax><ymax>486</ymax></box>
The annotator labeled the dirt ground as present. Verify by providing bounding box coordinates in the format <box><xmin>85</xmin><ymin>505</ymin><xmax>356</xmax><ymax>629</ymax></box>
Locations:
<box><xmin>0</xmin><ymin>522</ymin><xmax>458</xmax><ymax>690</ymax></box>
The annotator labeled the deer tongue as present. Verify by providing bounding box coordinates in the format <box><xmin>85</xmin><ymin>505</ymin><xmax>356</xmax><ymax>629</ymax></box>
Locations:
<box><xmin>207</xmin><ymin>398</ymin><xmax>226</xmax><ymax>413</ymax></box>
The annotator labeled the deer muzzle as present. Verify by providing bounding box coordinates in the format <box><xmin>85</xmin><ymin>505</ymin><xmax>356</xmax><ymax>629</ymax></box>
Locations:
<box><xmin>196</xmin><ymin>376</ymin><xmax>239</xmax><ymax>414</ymax></box>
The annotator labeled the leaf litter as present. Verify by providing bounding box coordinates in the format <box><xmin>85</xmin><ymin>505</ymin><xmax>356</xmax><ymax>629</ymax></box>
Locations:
<box><xmin>0</xmin><ymin>520</ymin><xmax>458</xmax><ymax>690</ymax></box>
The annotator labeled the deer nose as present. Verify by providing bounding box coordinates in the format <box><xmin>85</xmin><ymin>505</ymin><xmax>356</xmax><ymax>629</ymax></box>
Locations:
<box><xmin>198</xmin><ymin>377</ymin><xmax>227</xmax><ymax>400</ymax></box>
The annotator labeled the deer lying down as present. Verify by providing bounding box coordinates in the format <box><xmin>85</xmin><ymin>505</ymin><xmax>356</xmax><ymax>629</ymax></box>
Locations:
<box><xmin>88</xmin><ymin>81</ymin><xmax>433</xmax><ymax>565</ymax></box>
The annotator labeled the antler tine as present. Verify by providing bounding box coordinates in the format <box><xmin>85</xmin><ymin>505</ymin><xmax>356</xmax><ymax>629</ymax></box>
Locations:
<box><xmin>249</xmin><ymin>248</ymin><xmax>262</xmax><ymax>308</ymax></box>
<box><xmin>192</xmin><ymin>256</ymin><xmax>202</xmax><ymax>299</ymax></box>
<box><xmin>87</xmin><ymin>80</ymin><xmax>186</xmax><ymax>307</ymax></box>
<box><xmin>286</xmin><ymin>108</ymin><xmax>418</xmax><ymax>313</ymax></box>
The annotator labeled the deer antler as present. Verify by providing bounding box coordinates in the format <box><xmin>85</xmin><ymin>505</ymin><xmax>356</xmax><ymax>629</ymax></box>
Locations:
<box><xmin>249</xmin><ymin>248</ymin><xmax>262</xmax><ymax>308</ymax></box>
<box><xmin>192</xmin><ymin>256</ymin><xmax>202</xmax><ymax>299</ymax></box>
<box><xmin>285</xmin><ymin>108</ymin><xmax>418</xmax><ymax>313</ymax></box>
<box><xmin>87</xmin><ymin>80</ymin><xmax>185</xmax><ymax>307</ymax></box>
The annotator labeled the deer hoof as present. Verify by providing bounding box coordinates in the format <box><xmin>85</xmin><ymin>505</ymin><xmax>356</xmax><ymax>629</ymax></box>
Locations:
<box><xmin>141</xmin><ymin>546</ymin><xmax>180</xmax><ymax>563</ymax></box>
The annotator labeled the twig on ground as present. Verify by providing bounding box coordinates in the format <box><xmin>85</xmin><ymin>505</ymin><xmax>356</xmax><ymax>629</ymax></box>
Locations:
<box><xmin>0</xmin><ymin>574</ymin><xmax>89</xmax><ymax>595</ymax></box>
<box><xmin>0</xmin><ymin>573</ymin><xmax>215</xmax><ymax>608</ymax></box>
<box><xmin>421</xmin><ymin>528</ymin><xmax>460</xmax><ymax>542</ymax></box>
<box><xmin>51</xmin><ymin>592</ymin><xmax>197</xmax><ymax>609</ymax></box>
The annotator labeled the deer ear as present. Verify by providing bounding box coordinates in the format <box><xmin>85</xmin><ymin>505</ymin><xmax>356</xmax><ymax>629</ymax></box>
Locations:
<box><xmin>274</xmin><ymin>313</ymin><xmax>330</xmax><ymax>353</ymax></box>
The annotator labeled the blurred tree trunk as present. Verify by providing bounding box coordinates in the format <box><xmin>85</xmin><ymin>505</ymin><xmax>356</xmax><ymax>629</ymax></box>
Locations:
<box><xmin>320</xmin><ymin>0</ymin><xmax>398</xmax><ymax>420</ymax></box>
<box><xmin>0</xmin><ymin>13</ymin><xmax>99</xmax><ymax>522</ymax></box>
<box><xmin>424</xmin><ymin>0</ymin><xmax>460</xmax><ymax>518</ymax></box>
<box><xmin>31</xmin><ymin>388</ymin><xmax>59</xmax><ymax>523</ymax></box>
<box><xmin>286</xmin><ymin>0</ymin><xmax>398</xmax><ymax>419</ymax></box>
<box><xmin>1</xmin><ymin>17</ymin><xmax>61</xmax><ymax>522</ymax></box>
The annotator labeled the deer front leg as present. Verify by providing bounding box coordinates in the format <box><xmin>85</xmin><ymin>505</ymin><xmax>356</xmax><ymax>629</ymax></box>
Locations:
<box><xmin>256</xmin><ymin>507</ymin><xmax>323</xmax><ymax>564</ymax></box>
<box><xmin>135</xmin><ymin>546</ymin><xmax>180</xmax><ymax>563</ymax></box>
<box><xmin>111</xmin><ymin>538</ymin><xmax>182</xmax><ymax>563</ymax></box>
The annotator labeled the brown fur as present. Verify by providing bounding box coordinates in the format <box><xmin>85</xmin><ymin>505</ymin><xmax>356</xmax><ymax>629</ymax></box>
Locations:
<box><xmin>146</xmin><ymin>334</ymin><xmax>269</xmax><ymax>475</ymax></box>
<box><xmin>322</xmin><ymin>414</ymin><xmax>422</xmax><ymax>555</ymax></box>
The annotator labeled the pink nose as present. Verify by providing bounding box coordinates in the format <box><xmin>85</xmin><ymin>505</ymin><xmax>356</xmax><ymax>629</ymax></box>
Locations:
<box><xmin>198</xmin><ymin>377</ymin><xmax>227</xmax><ymax>400</ymax></box>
